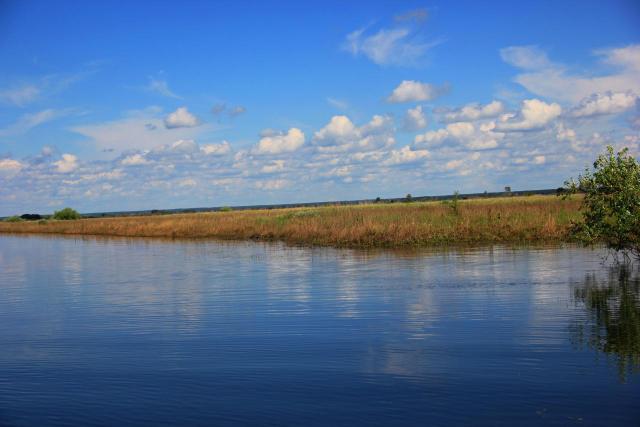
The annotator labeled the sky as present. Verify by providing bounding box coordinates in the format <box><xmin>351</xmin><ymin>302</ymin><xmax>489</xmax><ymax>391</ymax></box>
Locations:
<box><xmin>1</xmin><ymin>0</ymin><xmax>639</xmax><ymax>215</ymax></box>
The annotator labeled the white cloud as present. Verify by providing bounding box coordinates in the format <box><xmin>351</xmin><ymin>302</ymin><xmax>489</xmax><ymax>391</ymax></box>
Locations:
<box><xmin>0</xmin><ymin>85</ymin><xmax>40</xmax><ymax>107</ymax></box>
<box><xmin>147</xmin><ymin>77</ymin><xmax>181</xmax><ymax>99</ymax></box>
<box><xmin>570</xmin><ymin>91</ymin><xmax>637</xmax><ymax>117</ymax></box>
<box><xmin>500</xmin><ymin>46</ymin><xmax>552</xmax><ymax>70</ymax></box>
<box><xmin>0</xmin><ymin>158</ymin><xmax>22</xmax><ymax>171</ymax></box>
<box><xmin>327</xmin><ymin>97</ymin><xmax>349</xmax><ymax>110</ymax></box>
<box><xmin>164</xmin><ymin>107</ymin><xmax>201</xmax><ymax>129</ymax></box>
<box><xmin>556</xmin><ymin>123</ymin><xmax>576</xmax><ymax>142</ymax></box>
<box><xmin>343</xmin><ymin>26</ymin><xmax>441</xmax><ymax>66</ymax></box>
<box><xmin>403</xmin><ymin>105</ymin><xmax>428</xmax><ymax>131</ymax></box>
<box><xmin>261</xmin><ymin>160</ymin><xmax>286</xmax><ymax>174</ymax></box>
<box><xmin>445</xmin><ymin>159</ymin><xmax>464</xmax><ymax>170</ymax></box>
<box><xmin>0</xmin><ymin>158</ymin><xmax>23</xmax><ymax>173</ymax></box>
<box><xmin>201</xmin><ymin>141</ymin><xmax>231</xmax><ymax>155</ymax></box>
<box><xmin>121</xmin><ymin>153</ymin><xmax>149</xmax><ymax>166</ymax></box>
<box><xmin>255</xmin><ymin>179</ymin><xmax>288</xmax><ymax>190</ymax></box>
<box><xmin>71</xmin><ymin>108</ymin><xmax>211</xmax><ymax>155</ymax></box>
<box><xmin>54</xmin><ymin>154</ymin><xmax>78</xmax><ymax>173</ymax></box>
<box><xmin>0</xmin><ymin>109</ymin><xmax>68</xmax><ymax>138</ymax></box>
<box><xmin>415</xmin><ymin>121</ymin><xmax>502</xmax><ymax>150</ymax></box>
<box><xmin>414</xmin><ymin>128</ymin><xmax>448</xmax><ymax>146</ymax></box>
<box><xmin>177</xmin><ymin>178</ymin><xmax>197</xmax><ymax>187</ymax></box>
<box><xmin>533</xmin><ymin>155</ymin><xmax>546</xmax><ymax>165</ymax></box>
<box><xmin>441</xmin><ymin>101</ymin><xmax>504</xmax><ymax>122</ymax></box>
<box><xmin>387</xmin><ymin>80</ymin><xmax>448</xmax><ymax>103</ymax></box>
<box><xmin>502</xmin><ymin>44</ymin><xmax>640</xmax><ymax>102</ymax></box>
<box><xmin>253</xmin><ymin>128</ymin><xmax>305</xmax><ymax>155</ymax></box>
<box><xmin>384</xmin><ymin>145</ymin><xmax>430</xmax><ymax>165</ymax></box>
<box><xmin>495</xmin><ymin>99</ymin><xmax>561</xmax><ymax>131</ymax></box>
<box><xmin>313</xmin><ymin>114</ymin><xmax>395</xmax><ymax>153</ymax></box>
<box><xmin>170</xmin><ymin>139</ymin><xmax>199</xmax><ymax>153</ymax></box>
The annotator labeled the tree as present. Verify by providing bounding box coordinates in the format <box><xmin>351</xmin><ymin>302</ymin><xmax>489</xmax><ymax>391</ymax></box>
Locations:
<box><xmin>53</xmin><ymin>207</ymin><xmax>81</xmax><ymax>220</ymax></box>
<box><xmin>565</xmin><ymin>146</ymin><xmax>640</xmax><ymax>261</ymax></box>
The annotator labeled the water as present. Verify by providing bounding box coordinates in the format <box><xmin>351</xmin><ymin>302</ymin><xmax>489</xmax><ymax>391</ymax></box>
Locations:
<box><xmin>0</xmin><ymin>235</ymin><xmax>638</xmax><ymax>426</ymax></box>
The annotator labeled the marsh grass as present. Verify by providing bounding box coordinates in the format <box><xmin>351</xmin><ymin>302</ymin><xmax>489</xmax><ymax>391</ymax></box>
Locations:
<box><xmin>0</xmin><ymin>195</ymin><xmax>582</xmax><ymax>248</ymax></box>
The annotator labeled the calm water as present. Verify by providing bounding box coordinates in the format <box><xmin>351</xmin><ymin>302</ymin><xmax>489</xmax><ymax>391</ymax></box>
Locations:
<box><xmin>0</xmin><ymin>235</ymin><xmax>638</xmax><ymax>426</ymax></box>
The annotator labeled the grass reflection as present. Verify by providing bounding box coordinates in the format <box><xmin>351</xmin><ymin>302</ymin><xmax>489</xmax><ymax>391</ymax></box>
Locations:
<box><xmin>571</xmin><ymin>267</ymin><xmax>640</xmax><ymax>381</ymax></box>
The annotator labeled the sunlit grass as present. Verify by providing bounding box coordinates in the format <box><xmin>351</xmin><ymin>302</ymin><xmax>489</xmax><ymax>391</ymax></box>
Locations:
<box><xmin>0</xmin><ymin>195</ymin><xmax>583</xmax><ymax>248</ymax></box>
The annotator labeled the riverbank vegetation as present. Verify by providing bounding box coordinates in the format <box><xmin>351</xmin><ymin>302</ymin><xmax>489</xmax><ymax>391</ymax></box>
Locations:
<box><xmin>0</xmin><ymin>195</ymin><xmax>582</xmax><ymax>248</ymax></box>
<box><xmin>565</xmin><ymin>146</ymin><xmax>640</xmax><ymax>261</ymax></box>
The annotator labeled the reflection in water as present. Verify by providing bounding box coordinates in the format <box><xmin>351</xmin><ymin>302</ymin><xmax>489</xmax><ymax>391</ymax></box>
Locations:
<box><xmin>571</xmin><ymin>267</ymin><xmax>640</xmax><ymax>381</ymax></box>
<box><xmin>1</xmin><ymin>235</ymin><xmax>640</xmax><ymax>426</ymax></box>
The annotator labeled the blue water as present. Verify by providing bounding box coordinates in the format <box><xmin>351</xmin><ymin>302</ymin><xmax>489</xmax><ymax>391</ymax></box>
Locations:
<box><xmin>0</xmin><ymin>235</ymin><xmax>638</xmax><ymax>426</ymax></box>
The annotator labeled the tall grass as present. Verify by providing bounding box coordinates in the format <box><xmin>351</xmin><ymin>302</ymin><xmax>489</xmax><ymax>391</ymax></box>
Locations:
<box><xmin>0</xmin><ymin>195</ymin><xmax>582</xmax><ymax>248</ymax></box>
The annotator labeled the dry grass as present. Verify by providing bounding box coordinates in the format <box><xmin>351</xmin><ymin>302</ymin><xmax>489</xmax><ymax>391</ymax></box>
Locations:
<box><xmin>0</xmin><ymin>195</ymin><xmax>583</xmax><ymax>248</ymax></box>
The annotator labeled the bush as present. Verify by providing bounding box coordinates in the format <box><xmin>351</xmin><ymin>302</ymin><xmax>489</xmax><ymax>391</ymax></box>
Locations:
<box><xmin>565</xmin><ymin>146</ymin><xmax>640</xmax><ymax>261</ymax></box>
<box><xmin>21</xmin><ymin>213</ymin><xmax>42</xmax><ymax>220</ymax></box>
<box><xmin>442</xmin><ymin>191</ymin><xmax>460</xmax><ymax>216</ymax></box>
<box><xmin>5</xmin><ymin>216</ymin><xmax>23</xmax><ymax>222</ymax></box>
<box><xmin>219</xmin><ymin>206</ymin><xmax>233</xmax><ymax>212</ymax></box>
<box><xmin>53</xmin><ymin>207</ymin><xmax>81</xmax><ymax>220</ymax></box>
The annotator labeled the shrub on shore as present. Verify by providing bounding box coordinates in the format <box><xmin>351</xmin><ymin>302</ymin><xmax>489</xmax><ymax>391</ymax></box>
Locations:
<box><xmin>5</xmin><ymin>216</ymin><xmax>23</xmax><ymax>222</ymax></box>
<box><xmin>565</xmin><ymin>146</ymin><xmax>640</xmax><ymax>261</ymax></box>
<box><xmin>53</xmin><ymin>207</ymin><xmax>81</xmax><ymax>220</ymax></box>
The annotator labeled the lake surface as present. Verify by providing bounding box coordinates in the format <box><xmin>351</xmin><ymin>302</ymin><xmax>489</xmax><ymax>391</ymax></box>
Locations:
<box><xmin>0</xmin><ymin>235</ymin><xmax>638</xmax><ymax>426</ymax></box>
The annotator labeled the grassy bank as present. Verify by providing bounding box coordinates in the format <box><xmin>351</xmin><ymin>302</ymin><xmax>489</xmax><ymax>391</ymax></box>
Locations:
<box><xmin>0</xmin><ymin>195</ymin><xmax>582</xmax><ymax>248</ymax></box>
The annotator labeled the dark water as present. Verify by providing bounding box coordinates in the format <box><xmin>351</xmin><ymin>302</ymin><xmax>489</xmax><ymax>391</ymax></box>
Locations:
<box><xmin>0</xmin><ymin>235</ymin><xmax>638</xmax><ymax>426</ymax></box>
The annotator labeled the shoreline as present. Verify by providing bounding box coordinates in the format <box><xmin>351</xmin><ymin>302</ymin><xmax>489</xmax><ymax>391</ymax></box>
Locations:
<box><xmin>0</xmin><ymin>195</ymin><xmax>582</xmax><ymax>249</ymax></box>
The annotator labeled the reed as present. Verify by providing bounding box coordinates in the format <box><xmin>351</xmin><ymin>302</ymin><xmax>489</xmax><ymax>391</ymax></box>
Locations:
<box><xmin>0</xmin><ymin>195</ymin><xmax>582</xmax><ymax>248</ymax></box>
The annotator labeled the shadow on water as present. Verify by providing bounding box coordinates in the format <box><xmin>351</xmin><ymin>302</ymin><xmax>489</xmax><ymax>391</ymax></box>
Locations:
<box><xmin>571</xmin><ymin>265</ymin><xmax>640</xmax><ymax>382</ymax></box>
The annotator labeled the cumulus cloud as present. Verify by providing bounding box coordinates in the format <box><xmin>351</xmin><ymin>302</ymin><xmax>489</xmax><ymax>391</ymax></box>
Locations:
<box><xmin>261</xmin><ymin>160</ymin><xmax>286</xmax><ymax>174</ymax></box>
<box><xmin>440</xmin><ymin>101</ymin><xmax>504</xmax><ymax>122</ymax></box>
<box><xmin>0</xmin><ymin>158</ymin><xmax>23</xmax><ymax>175</ymax></box>
<box><xmin>313</xmin><ymin>114</ymin><xmax>395</xmax><ymax>153</ymax></box>
<box><xmin>255</xmin><ymin>179</ymin><xmax>288</xmax><ymax>190</ymax></box>
<box><xmin>495</xmin><ymin>99</ymin><xmax>561</xmax><ymax>131</ymax></box>
<box><xmin>556</xmin><ymin>123</ymin><xmax>577</xmax><ymax>142</ymax></box>
<box><xmin>343</xmin><ymin>24</ymin><xmax>441</xmax><ymax>66</ymax></box>
<box><xmin>383</xmin><ymin>145</ymin><xmax>430</xmax><ymax>165</ymax></box>
<box><xmin>502</xmin><ymin>44</ymin><xmax>640</xmax><ymax>102</ymax></box>
<box><xmin>387</xmin><ymin>80</ymin><xmax>449</xmax><ymax>103</ymax></box>
<box><xmin>53</xmin><ymin>154</ymin><xmax>79</xmax><ymax>173</ymax></box>
<box><xmin>177</xmin><ymin>178</ymin><xmax>197</xmax><ymax>187</ymax></box>
<box><xmin>570</xmin><ymin>91</ymin><xmax>637</xmax><ymax>118</ymax></box>
<box><xmin>253</xmin><ymin>128</ymin><xmax>305</xmax><ymax>155</ymax></box>
<box><xmin>164</xmin><ymin>107</ymin><xmax>201</xmax><ymax>129</ymax></box>
<box><xmin>415</xmin><ymin>121</ymin><xmax>502</xmax><ymax>150</ymax></box>
<box><xmin>201</xmin><ymin>141</ymin><xmax>231</xmax><ymax>156</ymax></box>
<box><xmin>403</xmin><ymin>105</ymin><xmax>428</xmax><ymax>131</ymax></box>
<box><xmin>169</xmin><ymin>139</ymin><xmax>199</xmax><ymax>153</ymax></box>
<box><xmin>121</xmin><ymin>153</ymin><xmax>149</xmax><ymax>166</ymax></box>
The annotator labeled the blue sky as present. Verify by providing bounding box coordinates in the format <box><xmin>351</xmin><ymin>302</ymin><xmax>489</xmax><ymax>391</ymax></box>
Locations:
<box><xmin>1</xmin><ymin>0</ymin><xmax>639</xmax><ymax>215</ymax></box>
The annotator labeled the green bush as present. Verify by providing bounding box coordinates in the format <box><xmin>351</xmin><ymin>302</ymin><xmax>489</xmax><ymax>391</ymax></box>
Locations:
<box><xmin>219</xmin><ymin>206</ymin><xmax>233</xmax><ymax>212</ymax></box>
<box><xmin>5</xmin><ymin>216</ymin><xmax>23</xmax><ymax>222</ymax></box>
<box><xmin>565</xmin><ymin>146</ymin><xmax>640</xmax><ymax>261</ymax></box>
<box><xmin>52</xmin><ymin>207</ymin><xmax>81</xmax><ymax>220</ymax></box>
